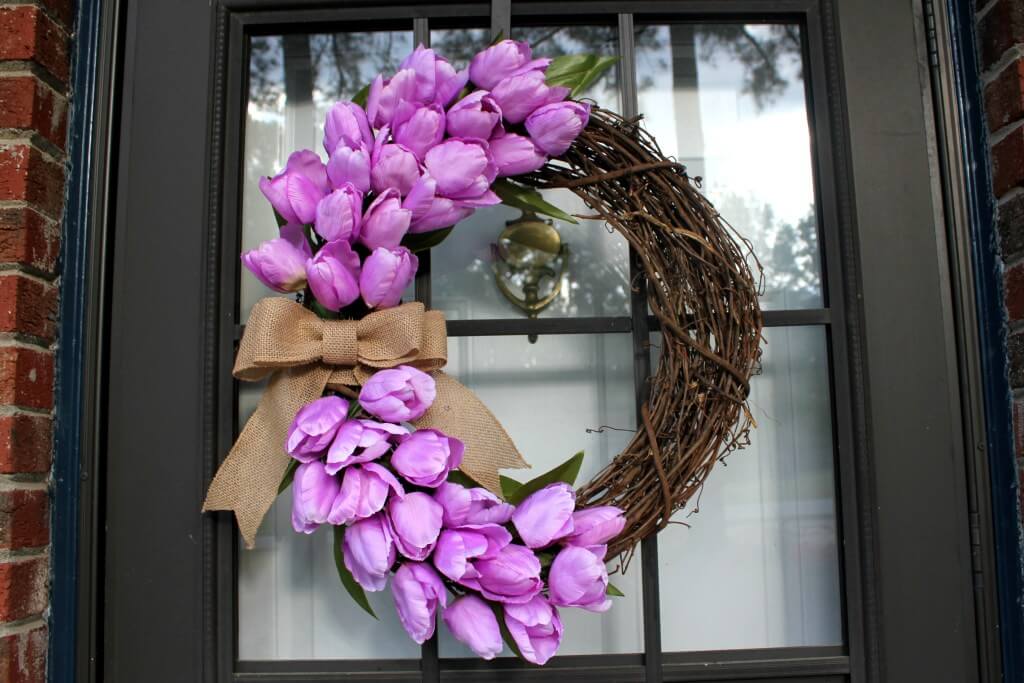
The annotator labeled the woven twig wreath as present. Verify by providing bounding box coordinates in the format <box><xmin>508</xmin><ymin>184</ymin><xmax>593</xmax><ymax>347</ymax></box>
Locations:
<box><xmin>521</xmin><ymin>106</ymin><xmax>764</xmax><ymax>560</ymax></box>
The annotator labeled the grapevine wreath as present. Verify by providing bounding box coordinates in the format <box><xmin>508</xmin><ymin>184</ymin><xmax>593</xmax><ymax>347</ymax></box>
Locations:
<box><xmin>204</xmin><ymin>38</ymin><xmax>763</xmax><ymax>664</ymax></box>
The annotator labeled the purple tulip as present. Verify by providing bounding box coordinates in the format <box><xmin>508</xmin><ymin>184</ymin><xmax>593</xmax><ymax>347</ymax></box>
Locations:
<box><xmin>327</xmin><ymin>145</ymin><xmax>371</xmax><ymax>194</ymax></box>
<box><xmin>286</xmin><ymin>395</ymin><xmax>349</xmax><ymax>461</ymax></box>
<box><xmin>433</xmin><ymin>524</ymin><xmax>512</xmax><ymax>584</ymax></box>
<box><xmin>563</xmin><ymin>506</ymin><xmax>625</xmax><ymax>558</ymax></box>
<box><xmin>360</xmin><ymin>188</ymin><xmax>412</xmax><ymax>250</ymax></box>
<box><xmin>504</xmin><ymin>596</ymin><xmax>563</xmax><ymax>665</ymax></box>
<box><xmin>259</xmin><ymin>149</ymin><xmax>330</xmax><ymax>224</ymax></box>
<box><xmin>525</xmin><ymin>101</ymin><xmax>591</xmax><ymax>157</ymax></box>
<box><xmin>424</xmin><ymin>138</ymin><xmax>498</xmax><ymax>202</ymax></box>
<box><xmin>433</xmin><ymin>482</ymin><xmax>515</xmax><ymax>527</ymax></box>
<box><xmin>326</xmin><ymin>419</ymin><xmax>409</xmax><ymax>474</ymax></box>
<box><xmin>391</xmin><ymin>428</ymin><xmax>464</xmax><ymax>488</ymax></box>
<box><xmin>488</xmin><ymin>132</ymin><xmax>548</xmax><ymax>177</ymax></box>
<box><xmin>468</xmin><ymin>544</ymin><xmax>543</xmax><ymax>605</ymax></box>
<box><xmin>291</xmin><ymin>461</ymin><xmax>340</xmax><ymax>533</ymax></box>
<box><xmin>387</xmin><ymin>492</ymin><xmax>444</xmax><ymax>561</ymax></box>
<box><xmin>371</xmin><ymin>134</ymin><xmax>422</xmax><ymax>197</ymax></box>
<box><xmin>392</xmin><ymin>562</ymin><xmax>447</xmax><ymax>644</ymax></box>
<box><xmin>443</xmin><ymin>595</ymin><xmax>503</xmax><ymax>660</ymax></box>
<box><xmin>511</xmin><ymin>482</ymin><xmax>576</xmax><ymax>549</ymax></box>
<box><xmin>306</xmin><ymin>239</ymin><xmax>361</xmax><ymax>311</ymax></box>
<box><xmin>323</xmin><ymin>101</ymin><xmax>373</xmax><ymax>155</ymax></box>
<box><xmin>241</xmin><ymin>223</ymin><xmax>312</xmax><ymax>293</ymax></box>
<box><xmin>400</xmin><ymin>44</ymin><xmax>468</xmax><ymax>107</ymax></box>
<box><xmin>314</xmin><ymin>184</ymin><xmax>363</xmax><ymax>243</ymax></box>
<box><xmin>446</xmin><ymin>90</ymin><xmax>503</xmax><ymax>140</ymax></box>
<box><xmin>403</xmin><ymin>175</ymin><xmax>475</xmax><ymax>234</ymax></box>
<box><xmin>359</xmin><ymin>365</ymin><xmax>436</xmax><ymax>422</ymax></box>
<box><xmin>469</xmin><ymin>39</ymin><xmax>534</xmax><ymax>90</ymax></box>
<box><xmin>366</xmin><ymin>68</ymin><xmax>418</xmax><ymax>129</ymax></box>
<box><xmin>343</xmin><ymin>513</ymin><xmax>396</xmax><ymax>592</ymax></box>
<box><xmin>490</xmin><ymin>70</ymin><xmax>569</xmax><ymax>124</ymax></box>
<box><xmin>393</xmin><ymin>102</ymin><xmax>446</xmax><ymax>161</ymax></box>
<box><xmin>360</xmin><ymin>246</ymin><xmax>418</xmax><ymax>309</ymax></box>
<box><xmin>548</xmin><ymin>545</ymin><xmax>611</xmax><ymax>612</ymax></box>
<box><xmin>327</xmin><ymin>462</ymin><xmax>405</xmax><ymax>525</ymax></box>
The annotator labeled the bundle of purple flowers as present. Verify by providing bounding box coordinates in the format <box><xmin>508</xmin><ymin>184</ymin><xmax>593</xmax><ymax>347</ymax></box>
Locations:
<box><xmin>242</xmin><ymin>39</ymin><xmax>592</xmax><ymax>313</ymax></box>
<box><xmin>286</xmin><ymin>363</ymin><xmax>625</xmax><ymax>664</ymax></box>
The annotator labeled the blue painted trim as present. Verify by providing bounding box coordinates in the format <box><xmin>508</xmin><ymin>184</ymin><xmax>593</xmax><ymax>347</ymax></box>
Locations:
<box><xmin>946</xmin><ymin>1</ymin><xmax>1024</xmax><ymax>679</ymax></box>
<box><xmin>50</xmin><ymin>0</ymin><xmax>103</xmax><ymax>679</ymax></box>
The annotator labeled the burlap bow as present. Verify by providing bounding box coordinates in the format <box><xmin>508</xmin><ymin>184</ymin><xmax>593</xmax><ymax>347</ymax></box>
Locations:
<box><xmin>203</xmin><ymin>297</ymin><xmax>527</xmax><ymax>547</ymax></box>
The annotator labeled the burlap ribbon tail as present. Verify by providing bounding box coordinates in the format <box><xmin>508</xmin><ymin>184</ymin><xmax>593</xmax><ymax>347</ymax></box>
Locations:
<box><xmin>203</xmin><ymin>297</ymin><xmax>527</xmax><ymax>548</ymax></box>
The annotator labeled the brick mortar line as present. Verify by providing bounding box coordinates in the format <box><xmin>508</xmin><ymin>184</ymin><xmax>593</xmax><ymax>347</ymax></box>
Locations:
<box><xmin>0</xmin><ymin>616</ymin><xmax>46</xmax><ymax>638</ymax></box>
<box><xmin>0</xmin><ymin>135</ymin><xmax>65</xmax><ymax>165</ymax></box>
<box><xmin>1005</xmin><ymin>252</ymin><xmax>1024</xmax><ymax>271</ymax></box>
<box><xmin>997</xmin><ymin>186</ymin><xmax>1024</xmax><ymax>206</ymax></box>
<box><xmin>0</xmin><ymin>61</ymin><xmax>67</xmax><ymax>95</ymax></box>
<box><xmin>0</xmin><ymin>546</ymin><xmax>48</xmax><ymax>563</ymax></box>
<box><xmin>0</xmin><ymin>265</ymin><xmax>57</xmax><ymax>286</ymax></box>
<box><xmin>989</xmin><ymin>117</ymin><xmax>1024</xmax><ymax>146</ymax></box>
<box><xmin>0</xmin><ymin>199</ymin><xmax>60</xmax><ymax>224</ymax></box>
<box><xmin>0</xmin><ymin>130</ymin><xmax>65</xmax><ymax>161</ymax></box>
<box><xmin>0</xmin><ymin>0</ymin><xmax>72</xmax><ymax>31</ymax></box>
<box><xmin>0</xmin><ymin>67</ymin><xmax>68</xmax><ymax>101</ymax></box>
<box><xmin>0</xmin><ymin>476</ymin><xmax>48</xmax><ymax>490</ymax></box>
<box><xmin>981</xmin><ymin>44</ymin><xmax>1024</xmax><ymax>84</ymax></box>
<box><xmin>0</xmin><ymin>332</ymin><xmax>54</xmax><ymax>353</ymax></box>
<box><xmin>0</xmin><ymin>405</ymin><xmax>51</xmax><ymax>419</ymax></box>
<box><xmin>976</xmin><ymin>0</ymin><xmax>998</xmax><ymax>20</ymax></box>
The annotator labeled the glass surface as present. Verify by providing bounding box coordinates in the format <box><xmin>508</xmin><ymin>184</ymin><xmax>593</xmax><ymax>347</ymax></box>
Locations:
<box><xmin>440</xmin><ymin>332</ymin><xmax>644</xmax><ymax>656</ymax></box>
<box><xmin>656</xmin><ymin>325</ymin><xmax>843</xmax><ymax>650</ymax></box>
<box><xmin>636</xmin><ymin>24</ymin><xmax>823</xmax><ymax>310</ymax></box>
<box><xmin>430</xmin><ymin>26</ymin><xmax>632</xmax><ymax>320</ymax></box>
<box><xmin>241</xmin><ymin>32</ymin><xmax>414</xmax><ymax>321</ymax></box>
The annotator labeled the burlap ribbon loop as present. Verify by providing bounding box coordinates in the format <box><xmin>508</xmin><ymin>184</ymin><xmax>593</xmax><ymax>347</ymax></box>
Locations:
<box><xmin>204</xmin><ymin>297</ymin><xmax>527</xmax><ymax>548</ymax></box>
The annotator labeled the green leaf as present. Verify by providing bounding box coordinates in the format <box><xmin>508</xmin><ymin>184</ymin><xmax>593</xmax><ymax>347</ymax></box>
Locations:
<box><xmin>351</xmin><ymin>83</ymin><xmax>371</xmax><ymax>108</ymax></box>
<box><xmin>501</xmin><ymin>451</ymin><xmax>584</xmax><ymax>505</ymax></box>
<box><xmin>606</xmin><ymin>582</ymin><xmax>625</xmax><ymax>597</ymax></box>
<box><xmin>272</xmin><ymin>207</ymin><xmax>288</xmax><ymax>228</ymax></box>
<box><xmin>499</xmin><ymin>475</ymin><xmax>524</xmax><ymax>502</ymax></box>
<box><xmin>492</xmin><ymin>179</ymin><xmax>578</xmax><ymax>224</ymax></box>
<box><xmin>400</xmin><ymin>226</ymin><xmax>454</xmax><ymax>253</ymax></box>
<box><xmin>488</xmin><ymin>602</ymin><xmax>526</xmax><ymax>661</ymax></box>
<box><xmin>333</xmin><ymin>526</ymin><xmax>378</xmax><ymax>619</ymax></box>
<box><xmin>545</xmin><ymin>54</ymin><xmax>619</xmax><ymax>98</ymax></box>
<box><xmin>489</xmin><ymin>30</ymin><xmax>504</xmax><ymax>46</ymax></box>
<box><xmin>447</xmin><ymin>469</ymin><xmax>482</xmax><ymax>488</ymax></box>
<box><xmin>277</xmin><ymin>459</ymin><xmax>300</xmax><ymax>495</ymax></box>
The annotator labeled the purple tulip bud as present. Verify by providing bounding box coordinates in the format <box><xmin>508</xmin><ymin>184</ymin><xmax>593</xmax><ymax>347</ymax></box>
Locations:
<box><xmin>467</xmin><ymin>544</ymin><xmax>543</xmax><ymax>605</ymax></box>
<box><xmin>443</xmin><ymin>595</ymin><xmax>503</xmax><ymax>660</ymax></box>
<box><xmin>488</xmin><ymin>131</ymin><xmax>548</xmax><ymax>177</ymax></box>
<box><xmin>306</xmin><ymin>240</ymin><xmax>362</xmax><ymax>311</ymax></box>
<box><xmin>433</xmin><ymin>524</ymin><xmax>512</xmax><ymax>584</ymax></box>
<box><xmin>324</xmin><ymin>101</ymin><xmax>373</xmax><ymax>155</ymax></box>
<box><xmin>433</xmin><ymin>482</ymin><xmax>515</xmax><ymax>527</ymax></box>
<box><xmin>392</xmin><ymin>562</ymin><xmax>447</xmax><ymax>644</ymax></box>
<box><xmin>327</xmin><ymin>146</ymin><xmax>371</xmax><ymax>194</ymax></box>
<box><xmin>286</xmin><ymin>395</ymin><xmax>349</xmax><ymax>461</ymax></box>
<box><xmin>511</xmin><ymin>482</ymin><xmax>576</xmax><ymax>549</ymax></box>
<box><xmin>291</xmin><ymin>460</ymin><xmax>340</xmax><ymax>534</ymax></box>
<box><xmin>403</xmin><ymin>175</ymin><xmax>475</xmax><ymax>234</ymax></box>
<box><xmin>259</xmin><ymin>150</ymin><xmax>330</xmax><ymax>224</ymax></box>
<box><xmin>469</xmin><ymin>39</ymin><xmax>534</xmax><ymax>90</ymax></box>
<box><xmin>371</xmin><ymin>135</ymin><xmax>422</xmax><ymax>197</ymax></box>
<box><xmin>548</xmin><ymin>545</ymin><xmax>611</xmax><ymax>613</ymax></box>
<box><xmin>399</xmin><ymin>45</ymin><xmax>468</xmax><ymax>107</ymax></box>
<box><xmin>326</xmin><ymin>419</ymin><xmax>409</xmax><ymax>474</ymax></box>
<box><xmin>446</xmin><ymin>90</ymin><xmax>503</xmax><ymax>140</ymax></box>
<box><xmin>433</xmin><ymin>57</ymin><xmax>469</xmax><ymax>107</ymax></box>
<box><xmin>563</xmin><ymin>506</ymin><xmax>625</xmax><ymax>556</ymax></box>
<box><xmin>343</xmin><ymin>513</ymin><xmax>396</xmax><ymax>592</ymax></box>
<box><xmin>424</xmin><ymin>138</ymin><xmax>498</xmax><ymax>202</ymax></box>
<box><xmin>327</xmin><ymin>462</ymin><xmax>405</xmax><ymax>525</ymax></box>
<box><xmin>393</xmin><ymin>102</ymin><xmax>446</xmax><ymax>161</ymax></box>
<box><xmin>360</xmin><ymin>246</ymin><xmax>418</xmax><ymax>309</ymax></box>
<box><xmin>359</xmin><ymin>365</ymin><xmax>436</xmax><ymax>422</ymax></box>
<box><xmin>391</xmin><ymin>428</ymin><xmax>464</xmax><ymax>488</ymax></box>
<box><xmin>490</xmin><ymin>70</ymin><xmax>570</xmax><ymax>124</ymax></box>
<box><xmin>504</xmin><ymin>596</ymin><xmax>563</xmax><ymax>665</ymax></box>
<box><xmin>387</xmin><ymin>491</ymin><xmax>444</xmax><ymax>561</ymax></box>
<box><xmin>525</xmin><ymin>101</ymin><xmax>591</xmax><ymax>157</ymax></box>
<box><xmin>314</xmin><ymin>184</ymin><xmax>363</xmax><ymax>243</ymax></box>
<box><xmin>241</xmin><ymin>223</ymin><xmax>312</xmax><ymax>293</ymax></box>
<box><xmin>367</xmin><ymin>68</ymin><xmax>418</xmax><ymax>129</ymax></box>
<box><xmin>360</xmin><ymin>188</ymin><xmax>412</xmax><ymax>250</ymax></box>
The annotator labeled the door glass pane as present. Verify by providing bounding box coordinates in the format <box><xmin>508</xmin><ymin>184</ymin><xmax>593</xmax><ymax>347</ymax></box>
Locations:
<box><xmin>439</xmin><ymin>332</ymin><xmax>644</xmax><ymax>656</ymax></box>
<box><xmin>429</xmin><ymin>26</ymin><xmax>632</xmax><ymax>320</ymax></box>
<box><xmin>655</xmin><ymin>325</ymin><xmax>843</xmax><ymax>650</ymax></box>
<box><xmin>636</xmin><ymin>24</ymin><xmax>823</xmax><ymax>310</ymax></box>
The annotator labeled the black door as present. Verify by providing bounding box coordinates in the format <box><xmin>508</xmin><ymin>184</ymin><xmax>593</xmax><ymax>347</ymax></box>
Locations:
<box><xmin>93</xmin><ymin>1</ymin><xmax>991</xmax><ymax>681</ymax></box>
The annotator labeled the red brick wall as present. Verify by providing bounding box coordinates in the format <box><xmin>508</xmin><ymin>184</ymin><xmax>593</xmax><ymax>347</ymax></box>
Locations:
<box><xmin>0</xmin><ymin>1</ymin><xmax>71</xmax><ymax>681</ymax></box>
<box><xmin>978</xmin><ymin>0</ymin><xmax>1024</xmax><ymax>527</ymax></box>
